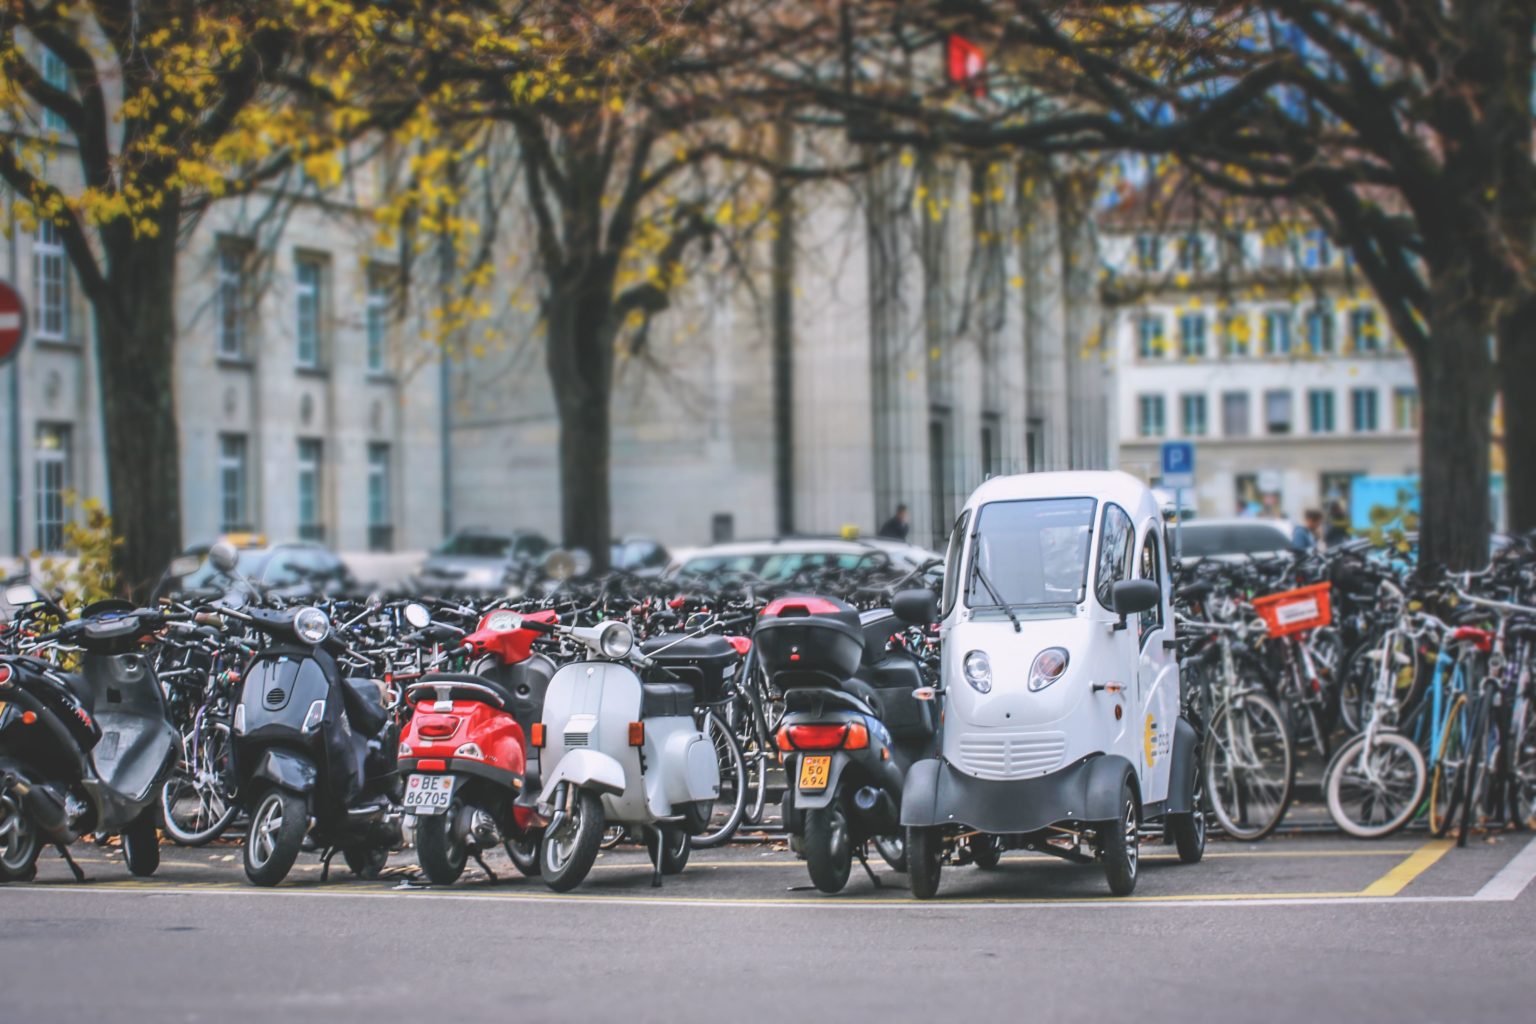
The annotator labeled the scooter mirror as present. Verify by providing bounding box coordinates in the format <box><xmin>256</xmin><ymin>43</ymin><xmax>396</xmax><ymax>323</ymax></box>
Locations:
<box><xmin>4</xmin><ymin>584</ymin><xmax>40</xmax><ymax>607</ymax></box>
<box><xmin>403</xmin><ymin>602</ymin><xmax>431</xmax><ymax>629</ymax></box>
<box><xmin>208</xmin><ymin>541</ymin><xmax>241</xmax><ymax>575</ymax></box>
<box><xmin>543</xmin><ymin>549</ymin><xmax>577</xmax><ymax>581</ymax></box>
<box><xmin>167</xmin><ymin>555</ymin><xmax>202</xmax><ymax>578</ymax></box>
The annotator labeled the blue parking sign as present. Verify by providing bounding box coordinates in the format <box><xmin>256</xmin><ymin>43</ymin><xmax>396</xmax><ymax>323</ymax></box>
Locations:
<box><xmin>1161</xmin><ymin>440</ymin><xmax>1195</xmax><ymax>489</ymax></box>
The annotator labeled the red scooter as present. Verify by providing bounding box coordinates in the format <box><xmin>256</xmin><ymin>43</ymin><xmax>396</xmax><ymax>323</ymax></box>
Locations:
<box><xmin>397</xmin><ymin>609</ymin><xmax>558</xmax><ymax>883</ymax></box>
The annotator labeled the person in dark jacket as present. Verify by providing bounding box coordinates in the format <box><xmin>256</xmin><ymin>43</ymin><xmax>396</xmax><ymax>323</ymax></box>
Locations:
<box><xmin>878</xmin><ymin>504</ymin><xmax>910</xmax><ymax>541</ymax></box>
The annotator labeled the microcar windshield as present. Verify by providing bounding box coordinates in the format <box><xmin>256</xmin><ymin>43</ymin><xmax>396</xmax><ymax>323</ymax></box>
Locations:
<box><xmin>964</xmin><ymin>497</ymin><xmax>1096</xmax><ymax>614</ymax></box>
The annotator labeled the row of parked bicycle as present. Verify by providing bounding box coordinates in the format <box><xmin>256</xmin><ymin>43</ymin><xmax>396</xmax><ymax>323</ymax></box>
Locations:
<box><xmin>2</xmin><ymin>471</ymin><xmax>1533</xmax><ymax>901</ymax></box>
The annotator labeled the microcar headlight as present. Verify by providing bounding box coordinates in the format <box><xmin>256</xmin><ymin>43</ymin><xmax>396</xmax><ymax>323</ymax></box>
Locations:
<box><xmin>962</xmin><ymin>650</ymin><xmax>992</xmax><ymax>694</ymax></box>
<box><xmin>599</xmin><ymin>621</ymin><xmax>635</xmax><ymax>659</ymax></box>
<box><xmin>1028</xmin><ymin>648</ymin><xmax>1070</xmax><ymax>692</ymax></box>
<box><xmin>484</xmin><ymin>610</ymin><xmax>521</xmax><ymax>633</ymax></box>
<box><xmin>463</xmin><ymin>567</ymin><xmax>499</xmax><ymax>587</ymax></box>
<box><xmin>293</xmin><ymin>606</ymin><xmax>330</xmax><ymax>645</ymax></box>
<box><xmin>301</xmin><ymin>699</ymin><xmax>326</xmax><ymax>733</ymax></box>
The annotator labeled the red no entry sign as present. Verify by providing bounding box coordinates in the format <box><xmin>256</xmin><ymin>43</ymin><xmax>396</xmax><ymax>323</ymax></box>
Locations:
<box><xmin>0</xmin><ymin>279</ymin><xmax>25</xmax><ymax>365</ymax></box>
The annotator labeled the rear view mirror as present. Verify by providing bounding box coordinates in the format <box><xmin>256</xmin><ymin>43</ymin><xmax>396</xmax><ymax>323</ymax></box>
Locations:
<box><xmin>208</xmin><ymin>541</ymin><xmax>240</xmax><ymax>574</ymax></box>
<box><xmin>543</xmin><ymin>549</ymin><xmax>577</xmax><ymax>581</ymax></box>
<box><xmin>403</xmin><ymin>603</ymin><xmax>431</xmax><ymax>629</ymax></box>
<box><xmin>1111</xmin><ymin>579</ymin><xmax>1160</xmax><ymax>617</ymax></box>
<box><xmin>891</xmin><ymin>588</ymin><xmax>938</xmax><ymax>626</ymax></box>
<box><xmin>168</xmin><ymin>555</ymin><xmax>202</xmax><ymax>578</ymax></box>
<box><xmin>4</xmin><ymin>584</ymin><xmax>40</xmax><ymax>607</ymax></box>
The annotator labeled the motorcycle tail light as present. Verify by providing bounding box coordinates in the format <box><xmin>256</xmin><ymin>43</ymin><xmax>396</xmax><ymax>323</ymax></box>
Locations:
<box><xmin>419</xmin><ymin>719</ymin><xmax>457</xmax><ymax>740</ymax></box>
<box><xmin>454</xmin><ymin>743</ymin><xmax>484</xmax><ymax>760</ymax></box>
<box><xmin>530</xmin><ymin>723</ymin><xmax>545</xmax><ymax>748</ymax></box>
<box><xmin>774</xmin><ymin>727</ymin><xmax>793</xmax><ymax>752</ymax></box>
<box><xmin>842</xmin><ymin>721</ymin><xmax>869</xmax><ymax>750</ymax></box>
<box><xmin>628</xmin><ymin>722</ymin><xmax>644</xmax><ymax>747</ymax></box>
<box><xmin>0</xmin><ymin>666</ymin><xmax>11</xmax><ymax>685</ymax></box>
<box><xmin>783</xmin><ymin>723</ymin><xmax>865</xmax><ymax>750</ymax></box>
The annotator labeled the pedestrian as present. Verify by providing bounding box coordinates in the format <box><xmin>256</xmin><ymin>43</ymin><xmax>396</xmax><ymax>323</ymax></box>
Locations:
<box><xmin>878</xmin><ymin>503</ymin><xmax>910</xmax><ymax>541</ymax></box>
<box><xmin>1324</xmin><ymin>500</ymin><xmax>1351</xmax><ymax>547</ymax></box>
<box><xmin>1303</xmin><ymin>508</ymin><xmax>1325</xmax><ymax>547</ymax></box>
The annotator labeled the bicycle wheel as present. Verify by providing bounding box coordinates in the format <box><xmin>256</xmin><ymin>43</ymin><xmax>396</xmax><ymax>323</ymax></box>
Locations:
<box><xmin>1204</xmin><ymin>689</ymin><xmax>1294</xmax><ymax>840</ymax></box>
<box><xmin>1511</xmin><ymin>694</ymin><xmax>1536</xmax><ymax>829</ymax></box>
<box><xmin>691</xmin><ymin>710</ymin><xmax>747</xmax><ymax>848</ymax></box>
<box><xmin>1427</xmin><ymin>695</ymin><xmax>1468</xmax><ymax>836</ymax></box>
<box><xmin>160</xmin><ymin>721</ymin><xmax>239</xmax><ymax>847</ymax></box>
<box><xmin>1325</xmin><ymin>731</ymin><xmax>1426</xmax><ymax>838</ymax></box>
<box><xmin>1457</xmin><ymin>702</ymin><xmax>1501</xmax><ymax>847</ymax></box>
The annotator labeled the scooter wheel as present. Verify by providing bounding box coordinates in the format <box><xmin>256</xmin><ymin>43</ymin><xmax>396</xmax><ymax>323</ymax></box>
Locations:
<box><xmin>121</xmin><ymin>808</ymin><xmax>161</xmax><ymax>878</ymax></box>
<box><xmin>505</xmin><ymin>832</ymin><xmax>541</xmax><ymax>878</ymax></box>
<box><xmin>0</xmin><ymin>792</ymin><xmax>42</xmax><ymax>883</ymax></box>
<box><xmin>646</xmin><ymin>825</ymin><xmax>691</xmax><ymax>876</ymax></box>
<box><xmin>906</xmin><ymin>826</ymin><xmax>943</xmax><ymax>900</ymax></box>
<box><xmin>244</xmin><ymin>789</ymin><xmax>307</xmax><ymax>887</ymax></box>
<box><xmin>343</xmin><ymin>845</ymin><xmax>391</xmax><ymax>881</ymax></box>
<box><xmin>414</xmin><ymin>806</ymin><xmax>467</xmax><ymax>885</ymax></box>
<box><xmin>540</xmin><ymin>790</ymin><xmax>604</xmax><ymax>893</ymax></box>
<box><xmin>803</xmin><ymin>805</ymin><xmax>852</xmax><ymax>894</ymax></box>
<box><xmin>969</xmin><ymin>834</ymin><xmax>1003</xmax><ymax>870</ymax></box>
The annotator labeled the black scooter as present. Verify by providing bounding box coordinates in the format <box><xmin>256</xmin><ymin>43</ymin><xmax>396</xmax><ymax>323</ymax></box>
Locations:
<box><xmin>0</xmin><ymin>587</ymin><xmax>181</xmax><ymax>882</ymax></box>
<box><xmin>759</xmin><ymin>589</ymin><xmax>940</xmax><ymax>894</ymax></box>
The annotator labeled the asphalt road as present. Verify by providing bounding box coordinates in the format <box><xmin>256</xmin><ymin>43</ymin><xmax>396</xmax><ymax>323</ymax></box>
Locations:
<box><xmin>3</xmin><ymin>832</ymin><xmax>1535</xmax><ymax>1023</ymax></box>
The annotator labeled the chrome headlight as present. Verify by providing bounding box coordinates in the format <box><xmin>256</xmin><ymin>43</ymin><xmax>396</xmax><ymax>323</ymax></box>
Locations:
<box><xmin>293</xmin><ymin>606</ymin><xmax>330</xmax><ymax>645</ymax></box>
<box><xmin>599</xmin><ymin>621</ymin><xmax>634</xmax><ymax>660</ymax></box>
<box><xmin>1028</xmin><ymin>648</ymin><xmax>1070</xmax><ymax>692</ymax></box>
<box><xmin>485</xmin><ymin>610</ymin><xmax>521</xmax><ymax>633</ymax></box>
<box><xmin>962</xmin><ymin>650</ymin><xmax>992</xmax><ymax>694</ymax></box>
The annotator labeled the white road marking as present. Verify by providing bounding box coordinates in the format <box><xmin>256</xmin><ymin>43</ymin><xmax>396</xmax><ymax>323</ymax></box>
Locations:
<box><xmin>1473</xmin><ymin>836</ymin><xmax>1536</xmax><ymax>902</ymax></box>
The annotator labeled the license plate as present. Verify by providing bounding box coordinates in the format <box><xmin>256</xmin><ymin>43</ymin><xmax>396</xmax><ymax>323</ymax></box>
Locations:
<box><xmin>798</xmin><ymin>755</ymin><xmax>831</xmax><ymax>792</ymax></box>
<box><xmin>403</xmin><ymin>773</ymin><xmax>455</xmax><ymax>814</ymax></box>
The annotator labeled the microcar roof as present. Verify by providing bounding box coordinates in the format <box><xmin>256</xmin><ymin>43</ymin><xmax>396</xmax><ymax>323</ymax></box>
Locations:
<box><xmin>961</xmin><ymin>471</ymin><xmax>1160</xmax><ymax>523</ymax></box>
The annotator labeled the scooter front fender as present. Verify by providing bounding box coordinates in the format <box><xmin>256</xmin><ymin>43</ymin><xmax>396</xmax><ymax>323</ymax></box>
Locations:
<box><xmin>248</xmin><ymin>748</ymin><xmax>318</xmax><ymax>796</ymax></box>
<box><xmin>537</xmin><ymin>748</ymin><xmax>626</xmax><ymax>805</ymax></box>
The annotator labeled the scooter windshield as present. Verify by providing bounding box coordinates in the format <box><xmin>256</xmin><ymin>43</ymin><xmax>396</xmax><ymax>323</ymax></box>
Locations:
<box><xmin>965</xmin><ymin>497</ymin><xmax>1095</xmax><ymax>615</ymax></box>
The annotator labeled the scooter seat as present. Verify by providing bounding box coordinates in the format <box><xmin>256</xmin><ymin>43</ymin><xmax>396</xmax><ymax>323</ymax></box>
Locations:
<box><xmin>341</xmin><ymin>676</ymin><xmax>390</xmax><ymax>737</ymax></box>
<box><xmin>640</xmin><ymin>682</ymin><xmax>695</xmax><ymax>719</ymax></box>
<box><xmin>417</xmin><ymin>672</ymin><xmax>519</xmax><ymax>709</ymax></box>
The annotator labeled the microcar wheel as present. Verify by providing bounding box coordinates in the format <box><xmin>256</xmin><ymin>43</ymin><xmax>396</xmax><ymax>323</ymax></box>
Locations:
<box><xmin>121</xmin><ymin>808</ymin><xmax>161</xmax><ymax>878</ymax></box>
<box><xmin>343</xmin><ymin>845</ymin><xmax>390</xmax><ymax>880</ymax></box>
<box><xmin>803</xmin><ymin>805</ymin><xmax>852</xmax><ymax>894</ymax></box>
<box><xmin>414</xmin><ymin>803</ymin><xmax>468</xmax><ymax>885</ymax></box>
<box><xmin>243</xmin><ymin>789</ymin><xmax>306</xmax><ymax>887</ymax></box>
<box><xmin>540</xmin><ymin>789</ymin><xmax>604</xmax><ymax>893</ymax></box>
<box><xmin>970</xmin><ymin>834</ymin><xmax>1003</xmax><ymax>870</ymax></box>
<box><xmin>0</xmin><ymin>791</ymin><xmax>42</xmax><ymax>883</ymax></box>
<box><xmin>906</xmin><ymin>826</ymin><xmax>943</xmax><ymax>900</ymax></box>
<box><xmin>506</xmin><ymin>831</ymin><xmax>542</xmax><ymax>877</ymax></box>
<box><xmin>1100</xmin><ymin>781</ymin><xmax>1140</xmax><ymax>897</ymax></box>
<box><xmin>646</xmin><ymin>825</ymin><xmax>692</xmax><ymax>875</ymax></box>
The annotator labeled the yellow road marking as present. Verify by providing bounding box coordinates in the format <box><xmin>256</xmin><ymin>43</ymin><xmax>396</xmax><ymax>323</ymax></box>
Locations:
<box><xmin>1359</xmin><ymin>839</ymin><xmax>1453</xmax><ymax>897</ymax></box>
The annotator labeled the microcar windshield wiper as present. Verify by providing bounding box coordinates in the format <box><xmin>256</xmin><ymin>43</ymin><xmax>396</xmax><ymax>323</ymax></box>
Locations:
<box><xmin>970</xmin><ymin>562</ymin><xmax>1021</xmax><ymax>633</ymax></box>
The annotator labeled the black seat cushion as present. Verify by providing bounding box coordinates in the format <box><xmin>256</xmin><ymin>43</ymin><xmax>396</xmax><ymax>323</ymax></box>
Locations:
<box><xmin>417</xmin><ymin>672</ymin><xmax>518</xmax><ymax>709</ymax></box>
<box><xmin>640</xmin><ymin>682</ymin><xmax>694</xmax><ymax>719</ymax></box>
<box><xmin>340</xmin><ymin>677</ymin><xmax>389</xmax><ymax>736</ymax></box>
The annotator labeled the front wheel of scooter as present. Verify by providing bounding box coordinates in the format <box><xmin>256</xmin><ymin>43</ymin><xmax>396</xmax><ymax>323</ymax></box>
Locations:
<box><xmin>906</xmin><ymin>826</ymin><xmax>943</xmax><ymax>900</ymax></box>
<box><xmin>540</xmin><ymin>790</ymin><xmax>604</xmax><ymax>893</ymax></box>
<box><xmin>803</xmin><ymin>805</ymin><xmax>852</xmax><ymax>894</ymax></box>
<box><xmin>414</xmin><ymin>802</ymin><xmax>468</xmax><ymax>885</ymax></box>
<box><xmin>121</xmin><ymin>807</ymin><xmax>161</xmax><ymax>878</ymax></box>
<box><xmin>506</xmin><ymin>831</ymin><xmax>542</xmax><ymax>878</ymax></box>
<box><xmin>243</xmin><ymin>789</ymin><xmax>306</xmax><ymax>887</ymax></box>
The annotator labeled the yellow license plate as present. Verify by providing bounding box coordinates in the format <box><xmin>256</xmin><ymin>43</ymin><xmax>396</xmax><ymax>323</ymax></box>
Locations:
<box><xmin>0</xmin><ymin>702</ymin><xmax>7</xmax><ymax>720</ymax></box>
<box><xmin>798</xmin><ymin>755</ymin><xmax>831</xmax><ymax>792</ymax></box>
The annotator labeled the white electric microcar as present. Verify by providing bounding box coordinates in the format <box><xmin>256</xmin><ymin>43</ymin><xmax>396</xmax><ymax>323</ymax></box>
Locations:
<box><xmin>901</xmin><ymin>471</ymin><xmax>1205</xmax><ymax>898</ymax></box>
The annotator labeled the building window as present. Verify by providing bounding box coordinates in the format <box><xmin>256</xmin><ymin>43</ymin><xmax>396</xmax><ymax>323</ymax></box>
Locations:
<box><xmin>980</xmin><ymin>412</ymin><xmax>1002</xmax><ymax>479</ymax></box>
<box><xmin>1135</xmin><ymin>234</ymin><xmax>1161</xmax><ymax>272</ymax></box>
<box><xmin>34</xmin><ymin>424</ymin><xmax>71</xmax><ymax>553</ymax></box>
<box><xmin>1136</xmin><ymin>314</ymin><xmax>1165</xmax><ymax>359</ymax></box>
<box><xmin>1263</xmin><ymin>310</ymin><xmax>1292</xmax><ymax>355</ymax></box>
<box><xmin>1178</xmin><ymin>313</ymin><xmax>1206</xmax><ymax>358</ymax></box>
<box><xmin>1180</xmin><ymin>393</ymin><xmax>1208</xmax><ymax>437</ymax></box>
<box><xmin>1350</xmin><ymin>307</ymin><xmax>1381</xmax><ymax>352</ymax></box>
<box><xmin>1222</xmin><ymin>391</ymin><xmax>1250</xmax><ymax>437</ymax></box>
<box><xmin>295</xmin><ymin>256</ymin><xmax>325</xmax><ymax>369</ymax></box>
<box><xmin>33</xmin><ymin>221</ymin><xmax>69</xmax><ymax>342</ymax></box>
<box><xmin>1265</xmin><ymin>390</ymin><xmax>1294</xmax><ymax>435</ymax></box>
<box><xmin>1351</xmin><ymin>388</ymin><xmax>1379</xmax><ymax>432</ymax></box>
<box><xmin>1177</xmin><ymin>234</ymin><xmax>1203</xmax><ymax>272</ymax></box>
<box><xmin>40</xmin><ymin>49</ymin><xmax>68</xmax><ymax>134</ymax></box>
<box><xmin>1304</xmin><ymin>307</ymin><xmax>1334</xmax><ymax>354</ymax></box>
<box><xmin>1308</xmin><ymin>389</ymin><xmax>1336</xmax><ymax>434</ymax></box>
<box><xmin>1138</xmin><ymin>395</ymin><xmax>1166</xmax><ymax>438</ymax></box>
<box><xmin>218</xmin><ymin>434</ymin><xmax>249</xmax><ymax>532</ymax></box>
<box><xmin>1221</xmin><ymin>230</ymin><xmax>1247</xmax><ymax>269</ymax></box>
<box><xmin>217</xmin><ymin>243</ymin><xmax>247</xmax><ymax>360</ymax></box>
<box><xmin>1303</xmin><ymin>229</ymin><xmax>1332</xmax><ymax>268</ymax></box>
<box><xmin>366</xmin><ymin>265</ymin><xmax>391</xmax><ymax>375</ymax></box>
<box><xmin>1393</xmin><ymin>388</ymin><xmax>1420</xmax><ymax>432</ymax></box>
<box><xmin>367</xmin><ymin>442</ymin><xmax>392</xmax><ymax>552</ymax></box>
<box><xmin>297</xmin><ymin>438</ymin><xmax>324</xmax><ymax>541</ymax></box>
<box><xmin>1220</xmin><ymin>313</ymin><xmax>1249</xmax><ymax>356</ymax></box>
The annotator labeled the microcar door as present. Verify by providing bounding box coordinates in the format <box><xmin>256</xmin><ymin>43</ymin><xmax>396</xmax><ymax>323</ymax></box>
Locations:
<box><xmin>1134</xmin><ymin>524</ymin><xmax>1177</xmax><ymax>803</ymax></box>
<box><xmin>1093</xmin><ymin>505</ymin><xmax>1140</xmax><ymax>768</ymax></box>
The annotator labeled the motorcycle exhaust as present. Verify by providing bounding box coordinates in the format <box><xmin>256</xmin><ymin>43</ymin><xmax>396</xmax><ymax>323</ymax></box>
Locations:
<box><xmin>7</xmin><ymin>776</ymin><xmax>76</xmax><ymax>842</ymax></box>
<box><xmin>851</xmin><ymin>786</ymin><xmax>897</xmax><ymax>830</ymax></box>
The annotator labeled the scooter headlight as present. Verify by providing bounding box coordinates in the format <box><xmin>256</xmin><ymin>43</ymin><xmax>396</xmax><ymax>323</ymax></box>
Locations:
<box><xmin>1028</xmin><ymin>648</ymin><xmax>1070</xmax><ymax>692</ymax></box>
<box><xmin>598</xmin><ymin>621</ymin><xmax>634</xmax><ymax>660</ymax></box>
<box><xmin>293</xmin><ymin>606</ymin><xmax>330</xmax><ymax>645</ymax></box>
<box><xmin>484</xmin><ymin>610</ymin><xmax>521</xmax><ymax>633</ymax></box>
<box><xmin>962</xmin><ymin>650</ymin><xmax>992</xmax><ymax>694</ymax></box>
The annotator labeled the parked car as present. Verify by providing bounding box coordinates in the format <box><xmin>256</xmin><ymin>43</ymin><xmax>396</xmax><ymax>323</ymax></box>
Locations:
<box><xmin>156</xmin><ymin>536</ymin><xmax>356</xmax><ymax>598</ymax></box>
<box><xmin>415</xmin><ymin>528</ymin><xmax>554</xmax><ymax>594</ymax></box>
<box><xmin>669</xmin><ymin>536</ymin><xmax>942</xmax><ymax>583</ymax></box>
<box><xmin>610</xmin><ymin>536</ymin><xmax>670</xmax><ymax>574</ymax></box>
<box><xmin>1171</xmin><ymin>518</ymin><xmax>1315</xmax><ymax>562</ymax></box>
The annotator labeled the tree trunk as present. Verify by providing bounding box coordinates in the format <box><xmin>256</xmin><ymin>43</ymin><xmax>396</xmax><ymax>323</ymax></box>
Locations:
<box><xmin>96</xmin><ymin>216</ymin><xmax>183</xmax><ymax>597</ymax></box>
<box><xmin>1416</xmin><ymin>288</ymin><xmax>1496</xmax><ymax>571</ymax></box>
<box><xmin>1499</xmin><ymin>301</ymin><xmax>1536</xmax><ymax>535</ymax></box>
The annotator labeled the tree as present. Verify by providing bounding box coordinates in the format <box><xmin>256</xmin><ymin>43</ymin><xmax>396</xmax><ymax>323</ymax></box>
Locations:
<box><xmin>0</xmin><ymin>2</ymin><xmax>438</xmax><ymax>592</ymax></box>
<box><xmin>815</xmin><ymin>0</ymin><xmax>1536</xmax><ymax>568</ymax></box>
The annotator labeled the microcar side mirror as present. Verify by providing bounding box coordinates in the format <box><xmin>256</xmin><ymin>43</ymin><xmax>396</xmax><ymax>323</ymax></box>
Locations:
<box><xmin>1111</xmin><ymin>579</ymin><xmax>1160</xmax><ymax>618</ymax></box>
<box><xmin>891</xmin><ymin>588</ymin><xmax>938</xmax><ymax>626</ymax></box>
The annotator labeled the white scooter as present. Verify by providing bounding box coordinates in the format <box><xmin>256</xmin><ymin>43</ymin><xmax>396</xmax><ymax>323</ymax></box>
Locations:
<box><xmin>528</xmin><ymin>618</ymin><xmax>720</xmax><ymax>891</ymax></box>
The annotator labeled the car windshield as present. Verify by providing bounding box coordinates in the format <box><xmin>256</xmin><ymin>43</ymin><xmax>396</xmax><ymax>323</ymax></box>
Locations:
<box><xmin>679</xmin><ymin>551</ymin><xmax>874</xmax><ymax>580</ymax></box>
<box><xmin>436</xmin><ymin>534</ymin><xmax>511</xmax><ymax>558</ymax></box>
<box><xmin>1180</xmin><ymin>524</ymin><xmax>1298</xmax><ymax>558</ymax></box>
<box><xmin>178</xmin><ymin>549</ymin><xmax>268</xmax><ymax>589</ymax></box>
<box><xmin>965</xmin><ymin>498</ymin><xmax>1095</xmax><ymax>610</ymax></box>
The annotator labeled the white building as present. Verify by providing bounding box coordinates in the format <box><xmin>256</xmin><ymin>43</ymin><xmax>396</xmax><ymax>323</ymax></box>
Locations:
<box><xmin>1100</xmin><ymin>198</ymin><xmax>1419</xmax><ymax>520</ymax></box>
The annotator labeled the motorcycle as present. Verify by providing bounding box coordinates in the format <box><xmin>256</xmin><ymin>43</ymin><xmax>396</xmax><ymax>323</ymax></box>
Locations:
<box><xmin>397</xmin><ymin>604</ymin><xmax>558</xmax><ymax>883</ymax></box>
<box><xmin>531</xmin><ymin>617</ymin><xmax>722</xmax><ymax>891</ymax></box>
<box><xmin>0</xmin><ymin>586</ymin><xmax>181</xmax><ymax>882</ymax></box>
<box><xmin>761</xmin><ymin>591</ymin><xmax>941</xmax><ymax>893</ymax></box>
